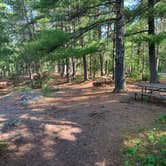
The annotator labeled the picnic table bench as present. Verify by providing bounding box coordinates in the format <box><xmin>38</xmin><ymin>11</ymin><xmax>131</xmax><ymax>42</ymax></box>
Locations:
<box><xmin>135</xmin><ymin>83</ymin><xmax>166</xmax><ymax>101</ymax></box>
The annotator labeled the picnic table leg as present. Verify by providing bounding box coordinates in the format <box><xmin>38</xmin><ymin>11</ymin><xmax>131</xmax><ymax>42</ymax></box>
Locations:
<box><xmin>149</xmin><ymin>89</ymin><xmax>153</xmax><ymax>101</ymax></box>
<box><xmin>135</xmin><ymin>93</ymin><xmax>137</xmax><ymax>100</ymax></box>
<box><xmin>141</xmin><ymin>87</ymin><xmax>144</xmax><ymax>99</ymax></box>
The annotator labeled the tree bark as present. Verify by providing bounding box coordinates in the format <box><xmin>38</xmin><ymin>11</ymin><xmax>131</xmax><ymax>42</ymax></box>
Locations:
<box><xmin>81</xmin><ymin>37</ymin><xmax>88</xmax><ymax>81</ymax></box>
<box><xmin>148</xmin><ymin>0</ymin><xmax>158</xmax><ymax>83</ymax></box>
<box><xmin>72</xmin><ymin>57</ymin><xmax>76</xmax><ymax>79</ymax></box>
<box><xmin>93</xmin><ymin>58</ymin><xmax>97</xmax><ymax>80</ymax></box>
<box><xmin>142</xmin><ymin>45</ymin><xmax>145</xmax><ymax>80</ymax></box>
<box><xmin>105</xmin><ymin>60</ymin><xmax>108</xmax><ymax>75</ymax></box>
<box><xmin>98</xmin><ymin>26</ymin><xmax>104</xmax><ymax>76</ymax></box>
<box><xmin>83</xmin><ymin>55</ymin><xmax>88</xmax><ymax>81</ymax></box>
<box><xmin>66</xmin><ymin>58</ymin><xmax>70</xmax><ymax>82</ymax></box>
<box><xmin>113</xmin><ymin>0</ymin><xmax>126</xmax><ymax>93</ymax></box>
<box><xmin>89</xmin><ymin>55</ymin><xmax>92</xmax><ymax>78</ymax></box>
<box><xmin>156</xmin><ymin>44</ymin><xmax>160</xmax><ymax>71</ymax></box>
<box><xmin>100</xmin><ymin>52</ymin><xmax>104</xmax><ymax>76</ymax></box>
<box><xmin>112</xmin><ymin>29</ymin><xmax>116</xmax><ymax>80</ymax></box>
<box><xmin>60</xmin><ymin>60</ymin><xmax>65</xmax><ymax>78</ymax></box>
<box><xmin>57</xmin><ymin>60</ymin><xmax>61</xmax><ymax>74</ymax></box>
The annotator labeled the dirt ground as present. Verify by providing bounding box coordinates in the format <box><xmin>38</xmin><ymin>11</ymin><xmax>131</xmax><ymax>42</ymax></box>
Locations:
<box><xmin>0</xmin><ymin>81</ymin><xmax>165</xmax><ymax>166</ymax></box>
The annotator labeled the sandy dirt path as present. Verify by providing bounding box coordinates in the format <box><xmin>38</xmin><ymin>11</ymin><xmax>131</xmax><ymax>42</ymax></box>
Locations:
<box><xmin>0</xmin><ymin>82</ymin><xmax>165</xmax><ymax>166</ymax></box>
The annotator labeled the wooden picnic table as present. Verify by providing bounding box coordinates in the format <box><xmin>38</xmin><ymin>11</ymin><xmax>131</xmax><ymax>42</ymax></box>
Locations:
<box><xmin>136</xmin><ymin>82</ymin><xmax>166</xmax><ymax>92</ymax></box>
<box><xmin>135</xmin><ymin>82</ymin><xmax>166</xmax><ymax>100</ymax></box>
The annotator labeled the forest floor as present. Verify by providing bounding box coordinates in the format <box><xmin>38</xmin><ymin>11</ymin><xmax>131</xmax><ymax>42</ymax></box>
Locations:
<box><xmin>0</xmin><ymin>79</ymin><xmax>166</xmax><ymax>166</ymax></box>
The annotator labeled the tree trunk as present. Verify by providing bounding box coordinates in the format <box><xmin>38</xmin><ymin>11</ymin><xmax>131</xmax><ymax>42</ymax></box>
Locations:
<box><xmin>113</xmin><ymin>0</ymin><xmax>126</xmax><ymax>93</ymax></box>
<box><xmin>72</xmin><ymin>57</ymin><xmax>76</xmax><ymax>79</ymax></box>
<box><xmin>148</xmin><ymin>0</ymin><xmax>158</xmax><ymax>83</ymax></box>
<box><xmin>105</xmin><ymin>60</ymin><xmax>108</xmax><ymax>75</ymax></box>
<box><xmin>98</xmin><ymin>26</ymin><xmax>104</xmax><ymax>76</ymax></box>
<box><xmin>100</xmin><ymin>52</ymin><xmax>104</xmax><ymax>76</ymax></box>
<box><xmin>83</xmin><ymin>55</ymin><xmax>88</xmax><ymax>81</ymax></box>
<box><xmin>60</xmin><ymin>60</ymin><xmax>65</xmax><ymax>78</ymax></box>
<box><xmin>156</xmin><ymin>44</ymin><xmax>160</xmax><ymax>72</ymax></box>
<box><xmin>57</xmin><ymin>60</ymin><xmax>61</xmax><ymax>74</ymax></box>
<box><xmin>93</xmin><ymin>58</ymin><xmax>97</xmax><ymax>80</ymax></box>
<box><xmin>89</xmin><ymin>55</ymin><xmax>92</xmax><ymax>78</ymax></box>
<box><xmin>66</xmin><ymin>58</ymin><xmax>70</xmax><ymax>82</ymax></box>
<box><xmin>142</xmin><ymin>45</ymin><xmax>145</xmax><ymax>80</ymax></box>
<box><xmin>112</xmin><ymin>30</ymin><xmax>116</xmax><ymax>80</ymax></box>
<box><xmin>28</xmin><ymin>65</ymin><xmax>33</xmax><ymax>87</ymax></box>
<box><xmin>81</xmin><ymin>37</ymin><xmax>88</xmax><ymax>81</ymax></box>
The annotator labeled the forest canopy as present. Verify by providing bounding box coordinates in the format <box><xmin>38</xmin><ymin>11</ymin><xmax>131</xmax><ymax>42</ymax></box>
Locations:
<box><xmin>0</xmin><ymin>0</ymin><xmax>165</xmax><ymax>92</ymax></box>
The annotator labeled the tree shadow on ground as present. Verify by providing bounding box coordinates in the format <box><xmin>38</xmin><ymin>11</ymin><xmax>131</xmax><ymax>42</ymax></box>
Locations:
<box><xmin>0</xmin><ymin>89</ymin><xmax>115</xmax><ymax>166</ymax></box>
<box><xmin>0</xmin><ymin>82</ymin><xmax>166</xmax><ymax>166</ymax></box>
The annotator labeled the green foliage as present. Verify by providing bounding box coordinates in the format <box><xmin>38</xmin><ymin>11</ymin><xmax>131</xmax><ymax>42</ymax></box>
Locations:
<box><xmin>0</xmin><ymin>0</ymin><xmax>165</xmax><ymax>85</ymax></box>
<box><xmin>21</xmin><ymin>86</ymin><xmax>32</xmax><ymax>91</ymax></box>
<box><xmin>128</xmin><ymin>71</ymin><xmax>142</xmax><ymax>81</ymax></box>
<box><xmin>123</xmin><ymin>116</ymin><xmax>166</xmax><ymax>166</ymax></box>
<box><xmin>155</xmin><ymin>115</ymin><xmax>166</xmax><ymax>124</ymax></box>
<box><xmin>33</xmin><ymin>0</ymin><xmax>59</xmax><ymax>10</ymax></box>
<box><xmin>154</xmin><ymin>1</ymin><xmax>166</xmax><ymax>17</ymax></box>
<box><xmin>124</xmin><ymin>132</ymin><xmax>166</xmax><ymax>165</ymax></box>
<box><xmin>142</xmin><ymin>73</ymin><xmax>150</xmax><ymax>81</ymax></box>
<box><xmin>0</xmin><ymin>140</ymin><xmax>8</xmax><ymax>156</ymax></box>
<box><xmin>27</xmin><ymin>30</ymin><xmax>70</xmax><ymax>54</ymax></box>
<box><xmin>130</xmin><ymin>31</ymin><xmax>166</xmax><ymax>45</ymax></box>
<box><xmin>48</xmin><ymin>41</ymin><xmax>100</xmax><ymax>61</ymax></box>
<box><xmin>42</xmin><ymin>84</ymin><xmax>52</xmax><ymax>96</ymax></box>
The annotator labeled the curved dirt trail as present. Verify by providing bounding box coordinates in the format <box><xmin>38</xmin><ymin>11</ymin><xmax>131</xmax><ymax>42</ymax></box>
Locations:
<box><xmin>0</xmin><ymin>82</ymin><xmax>165</xmax><ymax>166</ymax></box>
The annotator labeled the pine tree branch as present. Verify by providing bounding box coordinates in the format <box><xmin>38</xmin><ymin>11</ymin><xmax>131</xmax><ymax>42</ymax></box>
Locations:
<box><xmin>72</xmin><ymin>17</ymin><xmax>118</xmax><ymax>39</ymax></box>
<box><xmin>125</xmin><ymin>30</ymin><xmax>148</xmax><ymax>37</ymax></box>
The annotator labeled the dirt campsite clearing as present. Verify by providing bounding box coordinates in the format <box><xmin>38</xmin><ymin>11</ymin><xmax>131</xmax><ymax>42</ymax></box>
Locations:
<box><xmin>0</xmin><ymin>80</ymin><xmax>165</xmax><ymax>166</ymax></box>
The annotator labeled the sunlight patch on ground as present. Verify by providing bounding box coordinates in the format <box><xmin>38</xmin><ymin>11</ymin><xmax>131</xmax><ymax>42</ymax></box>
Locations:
<box><xmin>19</xmin><ymin>114</ymin><xmax>30</xmax><ymax>119</ymax></box>
<box><xmin>17</xmin><ymin>143</ymin><xmax>33</xmax><ymax>155</ymax></box>
<box><xmin>44</xmin><ymin>123</ymin><xmax>82</xmax><ymax>141</ymax></box>
<box><xmin>95</xmin><ymin>159</ymin><xmax>106</xmax><ymax>166</ymax></box>
<box><xmin>19</xmin><ymin>114</ymin><xmax>46</xmax><ymax>121</ymax></box>
<box><xmin>41</xmin><ymin>139</ymin><xmax>56</xmax><ymax>159</ymax></box>
<box><xmin>0</xmin><ymin>116</ymin><xmax>8</xmax><ymax>122</ymax></box>
<box><xmin>0</xmin><ymin>124</ymin><xmax>35</xmax><ymax>156</ymax></box>
<box><xmin>1</xmin><ymin>126</ymin><xmax>32</xmax><ymax>140</ymax></box>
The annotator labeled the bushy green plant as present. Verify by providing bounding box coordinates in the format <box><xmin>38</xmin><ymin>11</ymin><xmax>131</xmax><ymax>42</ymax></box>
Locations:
<box><xmin>0</xmin><ymin>141</ymin><xmax>8</xmax><ymax>156</ymax></box>
<box><xmin>155</xmin><ymin>114</ymin><xmax>166</xmax><ymax>124</ymax></box>
<box><xmin>123</xmin><ymin>127</ymin><xmax>166</xmax><ymax>166</ymax></box>
<box><xmin>128</xmin><ymin>70</ymin><xmax>142</xmax><ymax>80</ymax></box>
<box><xmin>21</xmin><ymin>86</ymin><xmax>32</xmax><ymax>91</ymax></box>
<box><xmin>42</xmin><ymin>84</ymin><xmax>52</xmax><ymax>96</ymax></box>
<box><xmin>142</xmin><ymin>73</ymin><xmax>150</xmax><ymax>81</ymax></box>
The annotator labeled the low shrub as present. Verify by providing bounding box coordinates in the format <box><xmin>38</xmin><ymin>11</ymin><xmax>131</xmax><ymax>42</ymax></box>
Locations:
<box><xmin>0</xmin><ymin>141</ymin><xmax>8</xmax><ymax>156</ymax></box>
<box><xmin>42</xmin><ymin>84</ymin><xmax>52</xmax><ymax>96</ymax></box>
<box><xmin>123</xmin><ymin>115</ymin><xmax>166</xmax><ymax>166</ymax></box>
<box><xmin>155</xmin><ymin>114</ymin><xmax>166</xmax><ymax>124</ymax></box>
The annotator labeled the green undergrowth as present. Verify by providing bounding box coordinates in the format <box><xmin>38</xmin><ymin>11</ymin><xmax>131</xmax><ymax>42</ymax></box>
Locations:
<box><xmin>123</xmin><ymin>115</ymin><xmax>166</xmax><ymax>166</ymax></box>
<box><xmin>42</xmin><ymin>84</ymin><xmax>53</xmax><ymax>96</ymax></box>
<box><xmin>0</xmin><ymin>141</ymin><xmax>8</xmax><ymax>156</ymax></box>
<box><xmin>155</xmin><ymin>114</ymin><xmax>166</xmax><ymax>124</ymax></box>
<box><xmin>71</xmin><ymin>76</ymin><xmax>84</xmax><ymax>83</ymax></box>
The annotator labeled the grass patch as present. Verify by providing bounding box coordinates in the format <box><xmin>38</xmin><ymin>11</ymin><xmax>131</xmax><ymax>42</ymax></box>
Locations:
<box><xmin>42</xmin><ymin>84</ymin><xmax>52</xmax><ymax>96</ymax></box>
<box><xmin>159</xmin><ymin>73</ymin><xmax>166</xmax><ymax>80</ymax></box>
<box><xmin>21</xmin><ymin>86</ymin><xmax>32</xmax><ymax>91</ymax></box>
<box><xmin>71</xmin><ymin>75</ymin><xmax>84</xmax><ymax>83</ymax></box>
<box><xmin>123</xmin><ymin>115</ymin><xmax>166</xmax><ymax>166</ymax></box>
<box><xmin>155</xmin><ymin>114</ymin><xmax>166</xmax><ymax>124</ymax></box>
<box><xmin>0</xmin><ymin>141</ymin><xmax>8</xmax><ymax>156</ymax></box>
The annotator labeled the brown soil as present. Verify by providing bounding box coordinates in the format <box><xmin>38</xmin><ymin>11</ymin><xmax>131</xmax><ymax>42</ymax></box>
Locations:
<box><xmin>0</xmin><ymin>81</ymin><xmax>165</xmax><ymax>166</ymax></box>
